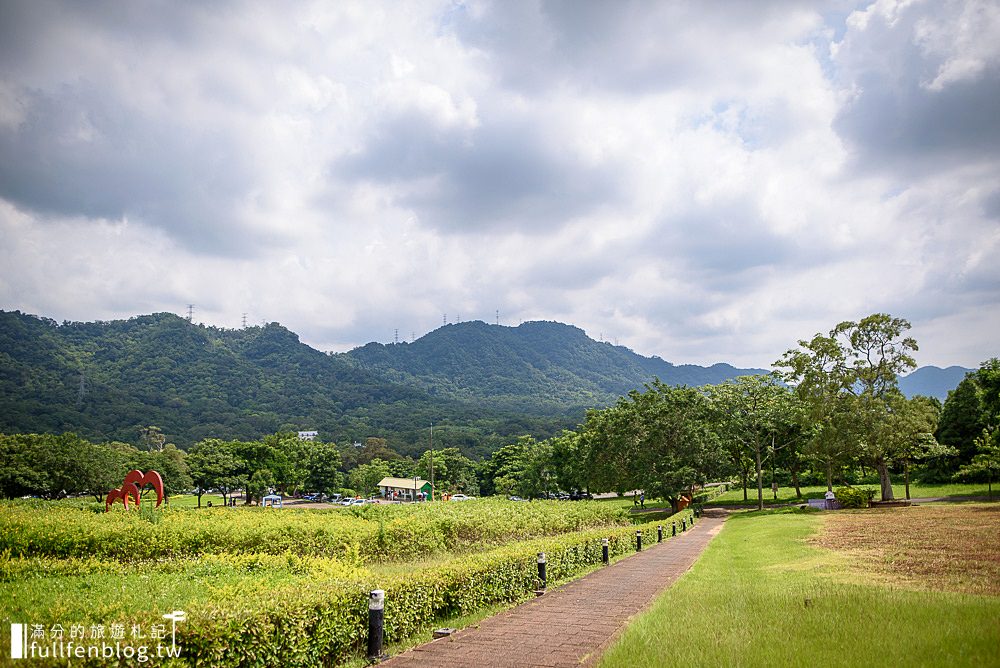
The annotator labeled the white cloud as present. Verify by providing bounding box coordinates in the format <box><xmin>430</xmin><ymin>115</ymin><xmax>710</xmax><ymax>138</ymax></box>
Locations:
<box><xmin>0</xmin><ymin>0</ymin><xmax>997</xmax><ymax>370</ymax></box>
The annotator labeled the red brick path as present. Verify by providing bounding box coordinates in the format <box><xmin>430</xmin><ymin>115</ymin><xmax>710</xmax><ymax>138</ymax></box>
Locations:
<box><xmin>381</xmin><ymin>510</ymin><xmax>727</xmax><ymax>668</ymax></box>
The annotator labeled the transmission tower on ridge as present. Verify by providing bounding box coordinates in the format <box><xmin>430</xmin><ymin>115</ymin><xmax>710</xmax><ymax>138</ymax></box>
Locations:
<box><xmin>242</xmin><ymin>313</ymin><xmax>248</xmax><ymax>328</ymax></box>
<box><xmin>187</xmin><ymin>305</ymin><xmax>194</xmax><ymax>322</ymax></box>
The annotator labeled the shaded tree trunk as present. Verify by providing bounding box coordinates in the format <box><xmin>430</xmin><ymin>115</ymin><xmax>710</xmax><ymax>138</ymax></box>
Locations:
<box><xmin>756</xmin><ymin>445</ymin><xmax>764</xmax><ymax>511</ymax></box>
<box><xmin>904</xmin><ymin>462</ymin><xmax>911</xmax><ymax>500</ymax></box>
<box><xmin>791</xmin><ymin>465</ymin><xmax>802</xmax><ymax>498</ymax></box>
<box><xmin>876</xmin><ymin>459</ymin><xmax>894</xmax><ymax>501</ymax></box>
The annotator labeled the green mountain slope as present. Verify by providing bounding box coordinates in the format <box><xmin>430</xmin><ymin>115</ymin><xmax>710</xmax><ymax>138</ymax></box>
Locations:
<box><xmin>341</xmin><ymin>320</ymin><xmax>771</xmax><ymax>413</ymax></box>
<box><xmin>0</xmin><ymin>311</ymin><xmax>561</xmax><ymax>453</ymax></box>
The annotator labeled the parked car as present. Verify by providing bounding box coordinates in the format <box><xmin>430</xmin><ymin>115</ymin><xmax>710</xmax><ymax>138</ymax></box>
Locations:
<box><xmin>328</xmin><ymin>493</ymin><xmax>343</xmax><ymax>503</ymax></box>
<box><xmin>339</xmin><ymin>498</ymin><xmax>355</xmax><ymax>506</ymax></box>
<box><xmin>449</xmin><ymin>494</ymin><xmax>475</xmax><ymax>501</ymax></box>
<box><xmin>508</xmin><ymin>496</ymin><xmax>525</xmax><ymax>502</ymax></box>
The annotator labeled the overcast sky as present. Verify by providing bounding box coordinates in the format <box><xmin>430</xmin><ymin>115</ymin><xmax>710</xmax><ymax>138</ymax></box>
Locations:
<box><xmin>1</xmin><ymin>0</ymin><xmax>998</xmax><ymax>369</ymax></box>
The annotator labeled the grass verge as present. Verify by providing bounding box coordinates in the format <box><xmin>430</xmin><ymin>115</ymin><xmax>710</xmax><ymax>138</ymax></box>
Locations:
<box><xmin>598</xmin><ymin>507</ymin><xmax>1000</xmax><ymax>668</ymax></box>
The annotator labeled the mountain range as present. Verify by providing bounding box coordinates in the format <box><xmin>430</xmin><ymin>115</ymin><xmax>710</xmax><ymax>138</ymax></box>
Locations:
<box><xmin>0</xmin><ymin>311</ymin><xmax>971</xmax><ymax>453</ymax></box>
<box><xmin>341</xmin><ymin>320</ymin><xmax>771</xmax><ymax>413</ymax></box>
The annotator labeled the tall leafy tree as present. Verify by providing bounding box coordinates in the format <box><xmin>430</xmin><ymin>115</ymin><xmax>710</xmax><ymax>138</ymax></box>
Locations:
<box><xmin>841</xmin><ymin>314</ymin><xmax>918</xmax><ymax>500</ymax></box>
<box><xmin>188</xmin><ymin>439</ymin><xmax>243</xmax><ymax>506</ymax></box>
<box><xmin>305</xmin><ymin>441</ymin><xmax>344</xmax><ymax>498</ymax></box>
<box><xmin>708</xmin><ymin>374</ymin><xmax>796</xmax><ymax>510</ymax></box>
<box><xmin>937</xmin><ymin>376</ymin><xmax>988</xmax><ymax>464</ymax></box>
<box><xmin>583</xmin><ymin>381</ymin><xmax>725</xmax><ymax>511</ymax></box>
<box><xmin>881</xmin><ymin>394</ymin><xmax>947</xmax><ymax>499</ymax></box>
<box><xmin>778</xmin><ymin>313</ymin><xmax>918</xmax><ymax>500</ymax></box>
<box><xmin>416</xmin><ymin>447</ymin><xmax>478</xmax><ymax>496</ymax></box>
<box><xmin>957</xmin><ymin>428</ymin><xmax>999</xmax><ymax>499</ymax></box>
<box><xmin>348</xmin><ymin>459</ymin><xmax>391</xmax><ymax>497</ymax></box>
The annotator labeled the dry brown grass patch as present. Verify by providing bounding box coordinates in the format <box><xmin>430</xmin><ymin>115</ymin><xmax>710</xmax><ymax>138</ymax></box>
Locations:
<box><xmin>810</xmin><ymin>503</ymin><xmax>1000</xmax><ymax>596</ymax></box>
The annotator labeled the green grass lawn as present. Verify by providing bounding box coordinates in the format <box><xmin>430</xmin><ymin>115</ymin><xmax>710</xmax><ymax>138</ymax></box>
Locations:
<box><xmin>707</xmin><ymin>482</ymin><xmax>993</xmax><ymax>506</ymax></box>
<box><xmin>598</xmin><ymin>508</ymin><xmax>1000</xmax><ymax>668</ymax></box>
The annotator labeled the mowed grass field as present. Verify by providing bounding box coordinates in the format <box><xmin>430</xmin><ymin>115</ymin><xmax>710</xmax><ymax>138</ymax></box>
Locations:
<box><xmin>599</xmin><ymin>503</ymin><xmax>1000</xmax><ymax>668</ymax></box>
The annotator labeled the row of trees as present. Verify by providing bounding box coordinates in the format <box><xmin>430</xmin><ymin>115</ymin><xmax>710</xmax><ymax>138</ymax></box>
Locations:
<box><xmin>477</xmin><ymin>314</ymin><xmax>997</xmax><ymax>510</ymax></box>
<box><xmin>0</xmin><ymin>432</ymin><xmax>190</xmax><ymax>501</ymax></box>
<box><xmin>0</xmin><ymin>428</ymin><xmax>484</xmax><ymax>505</ymax></box>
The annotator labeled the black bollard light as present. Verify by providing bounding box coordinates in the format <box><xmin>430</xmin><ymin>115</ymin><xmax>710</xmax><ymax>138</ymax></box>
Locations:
<box><xmin>537</xmin><ymin>552</ymin><xmax>547</xmax><ymax>590</ymax></box>
<box><xmin>657</xmin><ymin>525</ymin><xmax>663</xmax><ymax>543</ymax></box>
<box><xmin>636</xmin><ymin>529</ymin><xmax>642</xmax><ymax>552</ymax></box>
<box><xmin>682</xmin><ymin>518</ymin><xmax>686</xmax><ymax>531</ymax></box>
<box><xmin>672</xmin><ymin>521</ymin><xmax>677</xmax><ymax>536</ymax></box>
<box><xmin>602</xmin><ymin>538</ymin><xmax>609</xmax><ymax>565</ymax></box>
<box><xmin>367</xmin><ymin>589</ymin><xmax>384</xmax><ymax>662</ymax></box>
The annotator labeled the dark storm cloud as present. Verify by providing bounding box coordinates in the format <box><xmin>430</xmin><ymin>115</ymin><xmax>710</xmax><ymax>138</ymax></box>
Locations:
<box><xmin>833</xmin><ymin>1</ymin><xmax>1000</xmax><ymax>173</ymax></box>
<box><xmin>0</xmin><ymin>85</ymin><xmax>270</xmax><ymax>255</ymax></box>
<box><xmin>0</xmin><ymin>0</ymin><xmax>285</xmax><ymax>257</ymax></box>
<box><xmin>332</xmin><ymin>109</ymin><xmax>620</xmax><ymax>234</ymax></box>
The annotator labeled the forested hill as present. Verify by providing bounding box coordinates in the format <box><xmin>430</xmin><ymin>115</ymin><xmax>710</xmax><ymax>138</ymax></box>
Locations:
<box><xmin>0</xmin><ymin>311</ymin><xmax>565</xmax><ymax>454</ymax></box>
<box><xmin>341</xmin><ymin>320</ymin><xmax>771</xmax><ymax>413</ymax></box>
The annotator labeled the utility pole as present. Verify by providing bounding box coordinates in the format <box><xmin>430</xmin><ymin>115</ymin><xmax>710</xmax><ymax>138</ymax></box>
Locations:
<box><xmin>76</xmin><ymin>371</ymin><xmax>87</xmax><ymax>408</ymax></box>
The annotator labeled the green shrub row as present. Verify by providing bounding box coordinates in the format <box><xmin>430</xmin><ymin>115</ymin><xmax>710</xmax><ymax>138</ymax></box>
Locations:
<box><xmin>0</xmin><ymin>498</ymin><xmax>630</xmax><ymax>563</ymax></box>
<box><xmin>178</xmin><ymin>511</ymin><xmax>695</xmax><ymax>667</ymax></box>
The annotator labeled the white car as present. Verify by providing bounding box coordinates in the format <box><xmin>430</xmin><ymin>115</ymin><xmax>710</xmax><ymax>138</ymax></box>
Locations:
<box><xmin>450</xmin><ymin>494</ymin><xmax>475</xmax><ymax>501</ymax></box>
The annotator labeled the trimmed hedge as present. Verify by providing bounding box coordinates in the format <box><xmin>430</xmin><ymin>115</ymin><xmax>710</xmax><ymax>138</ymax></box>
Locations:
<box><xmin>0</xmin><ymin>498</ymin><xmax>630</xmax><ymax>562</ymax></box>
<box><xmin>178</xmin><ymin>511</ymin><xmax>694</xmax><ymax>666</ymax></box>
<box><xmin>0</xmin><ymin>498</ymin><xmax>692</xmax><ymax>667</ymax></box>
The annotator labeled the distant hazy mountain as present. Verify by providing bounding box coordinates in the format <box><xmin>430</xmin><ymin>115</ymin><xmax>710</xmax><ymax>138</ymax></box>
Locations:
<box><xmin>898</xmin><ymin>365</ymin><xmax>973</xmax><ymax>401</ymax></box>
<box><xmin>341</xmin><ymin>320</ymin><xmax>771</xmax><ymax>414</ymax></box>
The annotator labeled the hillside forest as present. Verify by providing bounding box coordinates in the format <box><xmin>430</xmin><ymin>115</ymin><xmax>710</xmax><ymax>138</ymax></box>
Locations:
<box><xmin>2</xmin><ymin>313</ymin><xmax>996</xmax><ymax>509</ymax></box>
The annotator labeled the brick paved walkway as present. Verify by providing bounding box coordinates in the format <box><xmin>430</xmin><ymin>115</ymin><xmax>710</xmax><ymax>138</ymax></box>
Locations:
<box><xmin>381</xmin><ymin>510</ymin><xmax>727</xmax><ymax>668</ymax></box>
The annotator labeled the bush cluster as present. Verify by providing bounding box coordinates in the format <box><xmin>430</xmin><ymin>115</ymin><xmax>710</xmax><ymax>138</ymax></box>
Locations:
<box><xmin>834</xmin><ymin>486</ymin><xmax>871</xmax><ymax>509</ymax></box>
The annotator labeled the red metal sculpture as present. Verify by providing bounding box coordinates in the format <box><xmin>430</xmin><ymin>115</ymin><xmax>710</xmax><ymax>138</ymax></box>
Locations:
<box><xmin>105</xmin><ymin>470</ymin><xmax>165</xmax><ymax>511</ymax></box>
